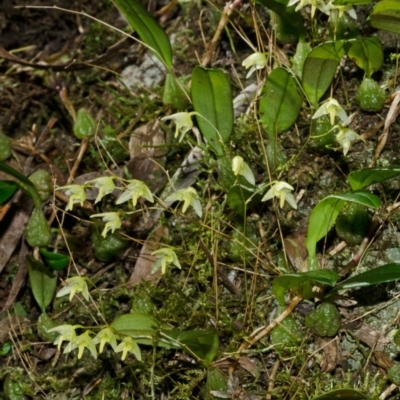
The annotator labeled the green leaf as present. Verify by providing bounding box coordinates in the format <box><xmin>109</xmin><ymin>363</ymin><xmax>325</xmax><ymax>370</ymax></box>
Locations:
<box><xmin>27</xmin><ymin>256</ymin><xmax>57</xmax><ymax>313</ymax></box>
<box><xmin>0</xmin><ymin>161</ymin><xmax>42</xmax><ymax>208</ymax></box>
<box><xmin>111</xmin><ymin>313</ymin><xmax>176</xmax><ymax>348</ymax></box>
<box><xmin>348</xmin><ymin>166</ymin><xmax>400</xmax><ymax>190</ymax></box>
<box><xmin>0</xmin><ymin>180</ymin><xmax>18</xmax><ymax>204</ymax></box>
<box><xmin>207</xmin><ymin>367</ymin><xmax>228</xmax><ymax>398</ymax></box>
<box><xmin>302</xmin><ymin>41</ymin><xmax>345</xmax><ymax>107</ymax></box>
<box><xmin>255</xmin><ymin>0</ymin><xmax>306</xmax><ymax>39</ymax></box>
<box><xmin>311</xmin><ymin>388</ymin><xmax>372</xmax><ymax>400</ymax></box>
<box><xmin>226</xmin><ymin>184</ymin><xmax>258</xmax><ymax>216</ymax></box>
<box><xmin>370</xmin><ymin>0</ymin><xmax>400</xmax><ymax>35</ymax></box>
<box><xmin>39</xmin><ymin>249</ymin><xmax>70</xmax><ymax>271</ymax></box>
<box><xmin>333</xmin><ymin>0</ymin><xmax>372</xmax><ymax>4</ymax></box>
<box><xmin>345</xmin><ymin>37</ymin><xmax>383</xmax><ymax>77</ymax></box>
<box><xmin>259</xmin><ymin>67</ymin><xmax>302</xmax><ymax>136</ymax></box>
<box><xmin>330</xmin><ymin>263</ymin><xmax>400</xmax><ymax>293</ymax></box>
<box><xmin>191</xmin><ymin>66</ymin><xmax>233</xmax><ymax>156</ymax></box>
<box><xmin>111</xmin><ymin>313</ymin><xmax>159</xmax><ymax>344</ymax></box>
<box><xmin>306</xmin><ymin>191</ymin><xmax>381</xmax><ymax>259</ymax></box>
<box><xmin>273</xmin><ymin>270</ymin><xmax>339</xmax><ymax>306</ymax></box>
<box><xmin>176</xmin><ymin>329</ymin><xmax>220</xmax><ymax>364</ymax></box>
<box><xmin>113</xmin><ymin>0</ymin><xmax>173</xmax><ymax>68</ymax></box>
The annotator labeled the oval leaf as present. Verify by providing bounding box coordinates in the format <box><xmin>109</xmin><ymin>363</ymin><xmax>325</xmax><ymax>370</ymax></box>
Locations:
<box><xmin>306</xmin><ymin>190</ymin><xmax>381</xmax><ymax>259</ymax></box>
<box><xmin>0</xmin><ymin>180</ymin><xmax>18</xmax><ymax>204</ymax></box>
<box><xmin>177</xmin><ymin>329</ymin><xmax>220</xmax><ymax>363</ymax></box>
<box><xmin>27</xmin><ymin>256</ymin><xmax>57</xmax><ymax>313</ymax></box>
<box><xmin>191</xmin><ymin>66</ymin><xmax>233</xmax><ymax>156</ymax></box>
<box><xmin>113</xmin><ymin>0</ymin><xmax>172</xmax><ymax>68</ymax></box>
<box><xmin>345</xmin><ymin>37</ymin><xmax>383</xmax><ymax>77</ymax></box>
<box><xmin>370</xmin><ymin>0</ymin><xmax>400</xmax><ymax>35</ymax></box>
<box><xmin>259</xmin><ymin>67</ymin><xmax>302</xmax><ymax>136</ymax></box>
<box><xmin>39</xmin><ymin>249</ymin><xmax>70</xmax><ymax>271</ymax></box>
<box><xmin>302</xmin><ymin>41</ymin><xmax>345</xmax><ymax>107</ymax></box>
<box><xmin>273</xmin><ymin>270</ymin><xmax>339</xmax><ymax>306</ymax></box>
<box><xmin>348</xmin><ymin>166</ymin><xmax>400</xmax><ymax>190</ymax></box>
<box><xmin>331</xmin><ymin>263</ymin><xmax>400</xmax><ymax>293</ymax></box>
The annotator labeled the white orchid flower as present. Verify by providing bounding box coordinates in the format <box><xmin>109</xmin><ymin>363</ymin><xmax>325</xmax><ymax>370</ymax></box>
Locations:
<box><xmin>336</xmin><ymin>127</ymin><xmax>364</xmax><ymax>155</ymax></box>
<box><xmin>242</xmin><ymin>52</ymin><xmax>268</xmax><ymax>78</ymax></box>
<box><xmin>232</xmin><ymin>156</ymin><xmax>255</xmax><ymax>185</ymax></box>
<box><xmin>312</xmin><ymin>98</ymin><xmax>348</xmax><ymax>126</ymax></box>
<box><xmin>161</xmin><ymin>112</ymin><xmax>196</xmax><ymax>142</ymax></box>
<box><xmin>262</xmin><ymin>181</ymin><xmax>297</xmax><ymax>209</ymax></box>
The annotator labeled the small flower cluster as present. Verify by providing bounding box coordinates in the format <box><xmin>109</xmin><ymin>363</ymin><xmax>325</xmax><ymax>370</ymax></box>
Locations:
<box><xmin>50</xmin><ymin>276</ymin><xmax>141</xmax><ymax>361</ymax></box>
<box><xmin>57</xmin><ymin>175</ymin><xmax>153</xmax><ymax>213</ymax></box>
<box><xmin>231</xmin><ymin>155</ymin><xmax>297</xmax><ymax>210</ymax></box>
<box><xmin>287</xmin><ymin>0</ymin><xmax>356</xmax><ymax>19</ymax></box>
<box><xmin>312</xmin><ymin>97</ymin><xmax>364</xmax><ymax>156</ymax></box>
<box><xmin>49</xmin><ymin>324</ymin><xmax>141</xmax><ymax>361</ymax></box>
<box><xmin>57</xmin><ymin>175</ymin><xmax>203</xmax><ymax>238</ymax></box>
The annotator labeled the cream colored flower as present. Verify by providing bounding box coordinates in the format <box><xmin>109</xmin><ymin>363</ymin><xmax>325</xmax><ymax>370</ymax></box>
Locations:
<box><xmin>85</xmin><ymin>176</ymin><xmax>115</xmax><ymax>203</ymax></box>
<box><xmin>56</xmin><ymin>276</ymin><xmax>90</xmax><ymax>302</ymax></box>
<box><xmin>336</xmin><ymin>127</ymin><xmax>363</xmax><ymax>155</ymax></box>
<box><xmin>288</xmin><ymin>0</ymin><xmax>331</xmax><ymax>17</ymax></box>
<box><xmin>66</xmin><ymin>330</ymin><xmax>97</xmax><ymax>359</ymax></box>
<box><xmin>94</xmin><ymin>327</ymin><xmax>118</xmax><ymax>353</ymax></box>
<box><xmin>262</xmin><ymin>181</ymin><xmax>297</xmax><ymax>209</ymax></box>
<box><xmin>116</xmin><ymin>336</ymin><xmax>141</xmax><ymax>361</ymax></box>
<box><xmin>57</xmin><ymin>184</ymin><xmax>87</xmax><ymax>211</ymax></box>
<box><xmin>312</xmin><ymin>97</ymin><xmax>348</xmax><ymax>126</ymax></box>
<box><xmin>242</xmin><ymin>52</ymin><xmax>268</xmax><ymax>78</ymax></box>
<box><xmin>165</xmin><ymin>187</ymin><xmax>202</xmax><ymax>217</ymax></box>
<box><xmin>161</xmin><ymin>112</ymin><xmax>196</xmax><ymax>142</ymax></box>
<box><xmin>90</xmin><ymin>212</ymin><xmax>122</xmax><ymax>237</ymax></box>
<box><xmin>48</xmin><ymin>324</ymin><xmax>77</xmax><ymax>351</ymax></box>
<box><xmin>116</xmin><ymin>179</ymin><xmax>154</xmax><ymax>207</ymax></box>
<box><xmin>152</xmin><ymin>248</ymin><xmax>181</xmax><ymax>274</ymax></box>
<box><xmin>232</xmin><ymin>156</ymin><xmax>255</xmax><ymax>185</ymax></box>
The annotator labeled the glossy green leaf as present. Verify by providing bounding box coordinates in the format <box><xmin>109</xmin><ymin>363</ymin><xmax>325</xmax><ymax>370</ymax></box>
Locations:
<box><xmin>191</xmin><ymin>66</ymin><xmax>233</xmax><ymax>156</ymax></box>
<box><xmin>0</xmin><ymin>180</ymin><xmax>18</xmax><ymax>204</ymax></box>
<box><xmin>302</xmin><ymin>41</ymin><xmax>345</xmax><ymax>107</ymax></box>
<box><xmin>27</xmin><ymin>256</ymin><xmax>57</xmax><ymax>313</ymax></box>
<box><xmin>345</xmin><ymin>37</ymin><xmax>383</xmax><ymax>77</ymax></box>
<box><xmin>330</xmin><ymin>263</ymin><xmax>400</xmax><ymax>293</ymax></box>
<box><xmin>306</xmin><ymin>191</ymin><xmax>381</xmax><ymax>259</ymax></box>
<box><xmin>39</xmin><ymin>249</ymin><xmax>70</xmax><ymax>271</ymax></box>
<box><xmin>311</xmin><ymin>388</ymin><xmax>371</xmax><ymax>400</ymax></box>
<box><xmin>370</xmin><ymin>0</ymin><xmax>400</xmax><ymax>35</ymax></box>
<box><xmin>255</xmin><ymin>0</ymin><xmax>306</xmax><ymax>39</ymax></box>
<box><xmin>176</xmin><ymin>329</ymin><xmax>219</xmax><ymax>364</ymax></box>
<box><xmin>348</xmin><ymin>166</ymin><xmax>400</xmax><ymax>190</ymax></box>
<box><xmin>273</xmin><ymin>270</ymin><xmax>339</xmax><ymax>305</ymax></box>
<box><xmin>0</xmin><ymin>161</ymin><xmax>42</xmax><ymax>209</ymax></box>
<box><xmin>113</xmin><ymin>0</ymin><xmax>172</xmax><ymax>68</ymax></box>
<box><xmin>259</xmin><ymin>67</ymin><xmax>302</xmax><ymax>135</ymax></box>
